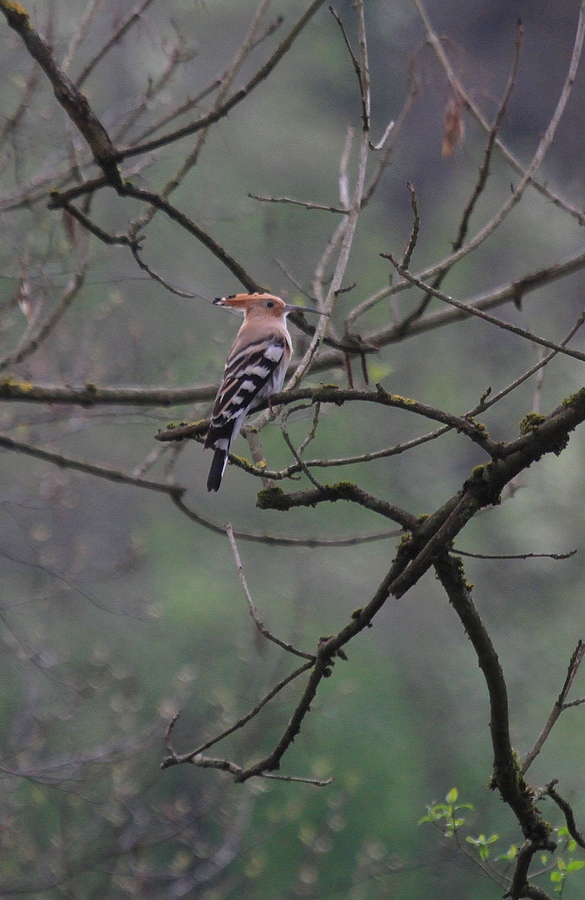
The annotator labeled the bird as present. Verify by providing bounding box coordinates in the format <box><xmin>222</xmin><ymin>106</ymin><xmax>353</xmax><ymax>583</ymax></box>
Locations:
<box><xmin>204</xmin><ymin>292</ymin><xmax>324</xmax><ymax>492</ymax></box>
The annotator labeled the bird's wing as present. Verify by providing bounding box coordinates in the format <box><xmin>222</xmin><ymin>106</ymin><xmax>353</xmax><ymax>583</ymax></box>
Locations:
<box><xmin>204</xmin><ymin>333</ymin><xmax>287</xmax><ymax>448</ymax></box>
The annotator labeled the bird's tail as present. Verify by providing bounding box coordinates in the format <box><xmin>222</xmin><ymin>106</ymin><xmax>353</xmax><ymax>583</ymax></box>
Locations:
<box><xmin>207</xmin><ymin>443</ymin><xmax>228</xmax><ymax>492</ymax></box>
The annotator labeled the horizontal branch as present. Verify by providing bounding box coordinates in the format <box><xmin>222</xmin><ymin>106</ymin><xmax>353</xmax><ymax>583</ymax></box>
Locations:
<box><xmin>256</xmin><ymin>482</ymin><xmax>417</xmax><ymax>531</ymax></box>
<box><xmin>157</xmin><ymin>384</ymin><xmax>494</xmax><ymax>453</ymax></box>
<box><xmin>0</xmin><ymin>433</ymin><xmax>185</xmax><ymax>496</ymax></box>
<box><xmin>0</xmin><ymin>379</ymin><xmax>216</xmax><ymax>406</ymax></box>
<box><xmin>0</xmin><ymin>429</ymin><xmax>402</xmax><ymax>548</ymax></box>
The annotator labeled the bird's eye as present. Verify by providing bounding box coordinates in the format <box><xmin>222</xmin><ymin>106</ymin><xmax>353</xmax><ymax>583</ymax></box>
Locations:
<box><xmin>266</xmin><ymin>301</ymin><xmax>275</xmax><ymax>308</ymax></box>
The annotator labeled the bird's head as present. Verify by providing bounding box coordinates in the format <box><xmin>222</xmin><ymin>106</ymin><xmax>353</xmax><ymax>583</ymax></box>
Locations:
<box><xmin>213</xmin><ymin>292</ymin><xmax>325</xmax><ymax>320</ymax></box>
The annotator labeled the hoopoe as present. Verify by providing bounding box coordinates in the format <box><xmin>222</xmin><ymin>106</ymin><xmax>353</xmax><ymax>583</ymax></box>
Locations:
<box><xmin>204</xmin><ymin>292</ymin><xmax>324</xmax><ymax>492</ymax></box>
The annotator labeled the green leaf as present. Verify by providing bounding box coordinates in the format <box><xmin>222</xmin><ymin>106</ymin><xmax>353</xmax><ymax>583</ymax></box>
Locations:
<box><xmin>445</xmin><ymin>787</ymin><xmax>458</xmax><ymax>804</ymax></box>
<box><xmin>497</xmin><ymin>844</ymin><xmax>518</xmax><ymax>862</ymax></box>
<box><xmin>567</xmin><ymin>860</ymin><xmax>585</xmax><ymax>872</ymax></box>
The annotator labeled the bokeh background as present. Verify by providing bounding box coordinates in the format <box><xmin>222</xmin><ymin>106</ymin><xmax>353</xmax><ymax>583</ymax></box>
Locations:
<box><xmin>1</xmin><ymin>0</ymin><xmax>585</xmax><ymax>897</ymax></box>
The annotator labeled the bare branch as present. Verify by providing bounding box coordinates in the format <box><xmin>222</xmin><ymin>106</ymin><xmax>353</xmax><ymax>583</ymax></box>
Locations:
<box><xmin>435</xmin><ymin>554</ymin><xmax>555</xmax><ymax>849</ymax></box>
<box><xmin>453</xmin><ymin>20</ymin><xmax>524</xmax><ymax>253</ymax></box>
<box><xmin>0</xmin><ymin>0</ymin><xmax>122</xmax><ymax>186</ymax></box>
<box><xmin>402</xmin><ymin>182</ymin><xmax>420</xmax><ymax>269</ymax></box>
<box><xmin>248</xmin><ymin>193</ymin><xmax>348</xmax><ymax>214</ymax></box>
<box><xmin>522</xmin><ymin>642</ymin><xmax>585</xmax><ymax>774</ymax></box>
<box><xmin>0</xmin><ymin>433</ymin><xmax>185</xmax><ymax>498</ymax></box>
<box><xmin>61</xmin><ymin>0</ymin><xmax>105</xmax><ymax>75</ymax></box>
<box><xmin>129</xmin><ymin>0</ymin><xmax>276</xmax><ymax>236</ymax></box>
<box><xmin>384</xmin><ymin>255</ymin><xmax>585</xmax><ymax>365</ymax></box>
<box><xmin>130</xmin><ymin>243</ymin><xmax>202</xmax><ymax>298</ymax></box>
<box><xmin>456</xmin><ymin>549</ymin><xmax>577</xmax><ymax>562</ymax></box>
<box><xmin>113</xmin><ymin>0</ymin><xmax>329</xmax><ymax>162</ymax></box>
<box><xmin>414</xmin><ymin>0</ymin><xmax>585</xmax><ymax>226</ymax></box>
<box><xmin>171</xmin><ymin>494</ymin><xmax>400</xmax><ymax>548</ymax></box>
<box><xmin>545</xmin><ymin>781</ymin><xmax>585</xmax><ymax>850</ymax></box>
<box><xmin>54</xmin><ymin>198</ymin><xmax>137</xmax><ymax>246</ymax></box>
<box><xmin>0</xmin><ymin>247</ymin><xmax>89</xmax><ymax>373</ymax></box>
<box><xmin>161</xmin><ymin>659</ymin><xmax>315</xmax><ymax>767</ymax></box>
<box><xmin>75</xmin><ymin>0</ymin><xmax>156</xmax><ymax>88</ymax></box>
<box><xmin>50</xmin><ymin>181</ymin><xmax>264</xmax><ymax>292</ymax></box>
<box><xmin>257</xmin><ymin>482</ymin><xmax>419</xmax><ymax>531</ymax></box>
<box><xmin>225</xmin><ymin>523</ymin><xmax>314</xmax><ymax>660</ymax></box>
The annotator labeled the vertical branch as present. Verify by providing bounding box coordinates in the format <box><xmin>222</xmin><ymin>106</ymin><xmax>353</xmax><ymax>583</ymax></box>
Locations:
<box><xmin>286</xmin><ymin>0</ymin><xmax>372</xmax><ymax>391</ymax></box>
<box><xmin>434</xmin><ymin>554</ymin><xmax>553</xmax><ymax>846</ymax></box>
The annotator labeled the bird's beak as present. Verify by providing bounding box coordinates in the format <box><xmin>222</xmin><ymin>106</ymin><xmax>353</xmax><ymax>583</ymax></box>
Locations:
<box><xmin>284</xmin><ymin>304</ymin><xmax>328</xmax><ymax>316</ymax></box>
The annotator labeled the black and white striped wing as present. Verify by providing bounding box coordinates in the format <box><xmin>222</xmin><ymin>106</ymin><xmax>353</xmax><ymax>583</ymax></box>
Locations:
<box><xmin>204</xmin><ymin>333</ymin><xmax>287</xmax><ymax>451</ymax></box>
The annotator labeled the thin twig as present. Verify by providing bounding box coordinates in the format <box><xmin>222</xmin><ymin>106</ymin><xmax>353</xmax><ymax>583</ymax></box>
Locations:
<box><xmin>0</xmin><ymin>242</ymin><xmax>90</xmax><ymax>373</ymax></box>
<box><xmin>55</xmin><ymin>199</ymin><xmax>136</xmax><ymax>246</ymax></box>
<box><xmin>414</xmin><ymin>0</ymin><xmax>585</xmax><ymax>226</ymax></box>
<box><xmin>402</xmin><ymin>182</ymin><xmax>420</xmax><ymax>269</ymax></box>
<box><xmin>545</xmin><ymin>781</ymin><xmax>585</xmax><ymax>850</ymax></box>
<box><xmin>118</xmin><ymin>183</ymin><xmax>262</xmax><ymax>291</ymax></box>
<box><xmin>113</xmin><ymin>0</ymin><xmax>328</xmax><ymax>162</ymax></box>
<box><xmin>130</xmin><ymin>244</ymin><xmax>201</xmax><ymax>298</ymax></box>
<box><xmin>280</xmin><ymin>405</ymin><xmax>325</xmax><ymax>490</ymax></box>
<box><xmin>61</xmin><ymin>0</ymin><xmax>105</xmax><ymax>75</ymax></box>
<box><xmin>0</xmin><ymin>1</ymin><xmax>122</xmax><ymax>187</ymax></box>
<box><xmin>384</xmin><ymin>256</ymin><xmax>585</xmax><ymax>365</ymax></box>
<box><xmin>454</xmin><ymin>20</ymin><xmax>524</xmax><ymax>254</ymax></box>
<box><xmin>284</xmin><ymin>0</ymin><xmax>371</xmax><ymax>396</ymax></box>
<box><xmin>171</xmin><ymin>495</ymin><xmax>398</xmax><ymax>548</ymax></box>
<box><xmin>225</xmin><ymin>524</ymin><xmax>314</xmax><ymax>660</ymax></box>
<box><xmin>75</xmin><ymin>0</ymin><xmax>156</xmax><ymax>88</ymax></box>
<box><xmin>0</xmin><ymin>60</ymin><xmax>40</xmax><ymax>149</ymax></box>
<box><xmin>382</xmin><ymin>2</ymin><xmax>585</xmax><ymax>312</ymax></box>
<box><xmin>129</xmin><ymin>0</ymin><xmax>274</xmax><ymax>236</ymax></box>
<box><xmin>396</xmin><ymin>21</ymin><xmax>524</xmax><ymax>332</ymax></box>
<box><xmin>329</xmin><ymin>5</ymin><xmax>368</xmax><ymax>129</ymax></box>
<box><xmin>467</xmin><ymin>309</ymin><xmax>585</xmax><ymax>417</ymax></box>
<box><xmin>522</xmin><ymin>641</ymin><xmax>585</xmax><ymax>774</ymax></box>
<box><xmin>248</xmin><ymin>193</ymin><xmax>348</xmax><ymax>214</ymax></box>
<box><xmin>161</xmin><ymin>658</ymin><xmax>315</xmax><ymax>766</ymax></box>
<box><xmin>0</xmin><ymin>433</ymin><xmax>186</xmax><ymax>497</ymax></box>
<box><xmin>456</xmin><ymin>549</ymin><xmax>576</xmax><ymax>562</ymax></box>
